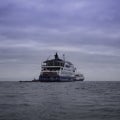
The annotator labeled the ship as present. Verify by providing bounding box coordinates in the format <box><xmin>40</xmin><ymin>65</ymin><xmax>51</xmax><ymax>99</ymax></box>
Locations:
<box><xmin>39</xmin><ymin>53</ymin><xmax>84</xmax><ymax>82</ymax></box>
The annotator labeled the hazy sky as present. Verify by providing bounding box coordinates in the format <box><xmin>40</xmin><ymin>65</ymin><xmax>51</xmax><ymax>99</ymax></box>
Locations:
<box><xmin>0</xmin><ymin>0</ymin><xmax>120</xmax><ymax>81</ymax></box>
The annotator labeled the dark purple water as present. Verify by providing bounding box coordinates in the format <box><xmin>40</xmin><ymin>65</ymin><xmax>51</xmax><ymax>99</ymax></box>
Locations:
<box><xmin>0</xmin><ymin>81</ymin><xmax>120</xmax><ymax>120</ymax></box>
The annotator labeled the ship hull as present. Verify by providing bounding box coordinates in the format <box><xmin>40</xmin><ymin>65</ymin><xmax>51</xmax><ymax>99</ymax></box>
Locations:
<box><xmin>39</xmin><ymin>75</ymin><xmax>75</xmax><ymax>82</ymax></box>
<box><xmin>39</xmin><ymin>76</ymin><xmax>84</xmax><ymax>82</ymax></box>
<box><xmin>75</xmin><ymin>79</ymin><xmax>84</xmax><ymax>81</ymax></box>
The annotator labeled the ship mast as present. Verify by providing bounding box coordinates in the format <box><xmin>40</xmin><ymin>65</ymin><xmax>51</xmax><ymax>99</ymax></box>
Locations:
<box><xmin>63</xmin><ymin>54</ymin><xmax>65</xmax><ymax>61</ymax></box>
<box><xmin>54</xmin><ymin>52</ymin><xmax>59</xmax><ymax>59</ymax></box>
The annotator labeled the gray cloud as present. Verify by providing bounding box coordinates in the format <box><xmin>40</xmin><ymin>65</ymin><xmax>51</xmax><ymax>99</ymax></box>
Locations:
<box><xmin>0</xmin><ymin>0</ymin><xmax>120</xmax><ymax>81</ymax></box>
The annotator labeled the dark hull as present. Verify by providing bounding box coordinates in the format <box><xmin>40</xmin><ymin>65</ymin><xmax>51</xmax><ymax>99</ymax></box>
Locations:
<box><xmin>75</xmin><ymin>79</ymin><xmax>84</xmax><ymax>81</ymax></box>
<box><xmin>39</xmin><ymin>75</ymin><xmax>84</xmax><ymax>82</ymax></box>
<box><xmin>19</xmin><ymin>76</ymin><xmax>84</xmax><ymax>82</ymax></box>
<box><xmin>39</xmin><ymin>75</ymin><xmax>75</xmax><ymax>82</ymax></box>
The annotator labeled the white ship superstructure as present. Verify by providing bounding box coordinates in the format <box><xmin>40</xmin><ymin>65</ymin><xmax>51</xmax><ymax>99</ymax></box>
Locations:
<box><xmin>39</xmin><ymin>53</ymin><xmax>84</xmax><ymax>82</ymax></box>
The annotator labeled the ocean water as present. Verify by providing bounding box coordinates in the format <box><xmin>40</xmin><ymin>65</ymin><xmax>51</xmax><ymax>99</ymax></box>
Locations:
<box><xmin>0</xmin><ymin>81</ymin><xmax>120</xmax><ymax>120</ymax></box>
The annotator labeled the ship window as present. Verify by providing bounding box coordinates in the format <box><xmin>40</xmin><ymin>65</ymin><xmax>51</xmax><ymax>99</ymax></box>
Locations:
<box><xmin>65</xmin><ymin>64</ymin><xmax>70</xmax><ymax>68</ymax></box>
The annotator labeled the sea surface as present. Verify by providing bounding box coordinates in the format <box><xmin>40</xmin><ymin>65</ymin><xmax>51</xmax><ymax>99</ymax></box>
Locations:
<box><xmin>0</xmin><ymin>81</ymin><xmax>120</xmax><ymax>120</ymax></box>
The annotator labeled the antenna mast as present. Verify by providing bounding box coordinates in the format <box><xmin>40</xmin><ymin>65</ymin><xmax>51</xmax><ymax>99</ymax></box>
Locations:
<box><xmin>63</xmin><ymin>54</ymin><xmax>65</xmax><ymax>61</ymax></box>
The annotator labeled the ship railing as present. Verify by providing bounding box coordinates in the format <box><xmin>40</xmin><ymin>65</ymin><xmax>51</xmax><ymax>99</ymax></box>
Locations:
<box><xmin>41</xmin><ymin>65</ymin><xmax>63</xmax><ymax>68</ymax></box>
<box><xmin>41</xmin><ymin>70</ymin><xmax>60</xmax><ymax>74</ymax></box>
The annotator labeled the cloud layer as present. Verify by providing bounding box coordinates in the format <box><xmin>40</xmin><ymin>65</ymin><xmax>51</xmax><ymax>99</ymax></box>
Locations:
<box><xmin>0</xmin><ymin>0</ymin><xmax>120</xmax><ymax>81</ymax></box>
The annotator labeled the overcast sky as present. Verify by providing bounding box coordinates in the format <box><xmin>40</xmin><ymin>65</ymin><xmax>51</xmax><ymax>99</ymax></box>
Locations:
<box><xmin>0</xmin><ymin>0</ymin><xmax>120</xmax><ymax>81</ymax></box>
